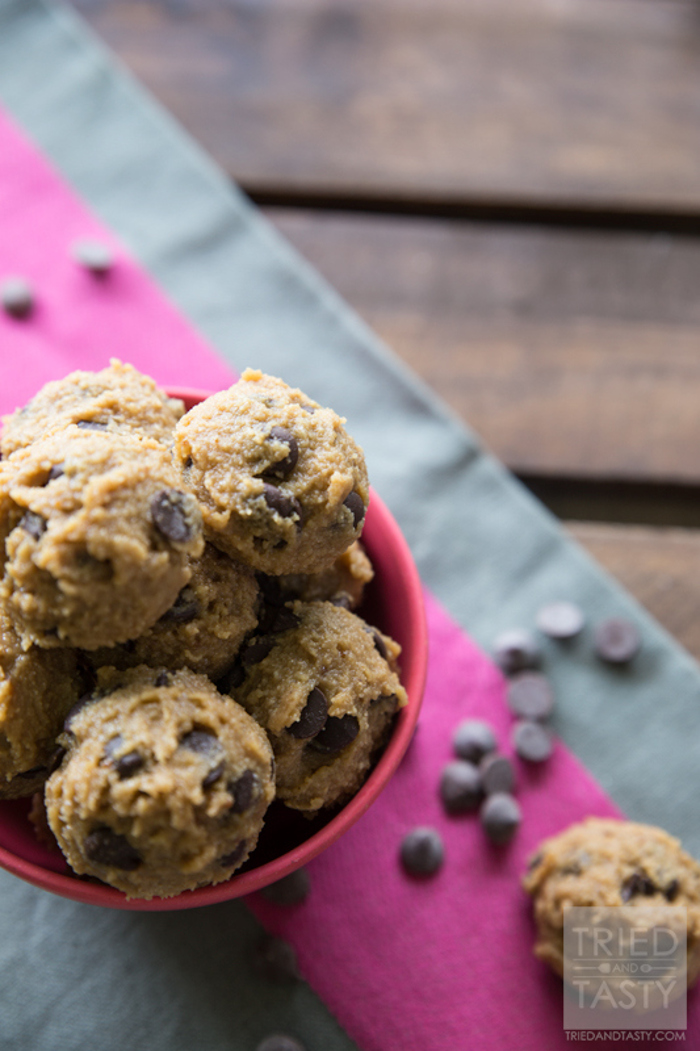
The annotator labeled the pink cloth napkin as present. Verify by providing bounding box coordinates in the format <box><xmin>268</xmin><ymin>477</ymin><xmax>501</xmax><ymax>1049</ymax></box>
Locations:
<box><xmin>1</xmin><ymin>103</ymin><xmax>696</xmax><ymax>1050</ymax></box>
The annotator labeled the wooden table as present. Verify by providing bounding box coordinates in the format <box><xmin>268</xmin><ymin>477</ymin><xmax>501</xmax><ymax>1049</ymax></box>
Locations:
<box><xmin>72</xmin><ymin>0</ymin><xmax>700</xmax><ymax>660</ymax></box>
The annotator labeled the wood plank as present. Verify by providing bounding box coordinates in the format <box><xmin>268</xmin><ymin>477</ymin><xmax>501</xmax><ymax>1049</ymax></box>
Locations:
<box><xmin>568</xmin><ymin>521</ymin><xmax>700</xmax><ymax>665</ymax></box>
<box><xmin>266</xmin><ymin>208</ymin><xmax>700</xmax><ymax>486</ymax></box>
<box><xmin>72</xmin><ymin>0</ymin><xmax>700</xmax><ymax>215</ymax></box>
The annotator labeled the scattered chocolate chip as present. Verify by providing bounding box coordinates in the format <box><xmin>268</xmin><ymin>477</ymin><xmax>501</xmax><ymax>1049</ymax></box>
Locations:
<box><xmin>330</xmin><ymin>594</ymin><xmax>352</xmax><ymax>609</ymax></box>
<box><xmin>84</xmin><ymin>827</ymin><xmax>142</xmax><ymax>870</ymax></box>
<box><xmin>63</xmin><ymin>693</ymin><xmax>96</xmax><ymax>732</ymax></box>
<box><xmin>1</xmin><ymin>277</ymin><xmax>34</xmax><ymax>318</ymax></box>
<box><xmin>19</xmin><ymin>511</ymin><xmax>46</xmax><ymax>540</ymax></box>
<box><xmin>594</xmin><ymin>618</ymin><xmax>641</xmax><ymax>664</ymax></box>
<box><xmin>179</xmin><ymin>729</ymin><xmax>221</xmax><ymax>756</ymax></box>
<box><xmin>369</xmin><ymin>628</ymin><xmax>388</xmax><ymax>661</ymax></box>
<box><xmin>287</xmin><ymin>687</ymin><xmax>328</xmax><ymax>739</ymax></box>
<box><xmin>228</xmin><ymin>769</ymin><xmax>259</xmax><ymax>813</ymax></box>
<box><xmin>160</xmin><ymin>588</ymin><xmax>200</xmax><ymax>623</ymax></box>
<box><xmin>343</xmin><ymin>491</ymin><xmax>366</xmax><ymax>529</ymax></box>
<box><xmin>480</xmin><ymin>753</ymin><xmax>516</xmax><ymax>795</ymax></box>
<box><xmin>218</xmin><ymin>840</ymin><xmax>247</xmax><ymax>868</ymax></box>
<box><xmin>115</xmin><ymin>751</ymin><xmax>145</xmax><ymax>780</ymax></box>
<box><xmin>151</xmin><ymin>489</ymin><xmax>200</xmax><ymax>544</ymax></box>
<box><xmin>268</xmin><ymin>605</ymin><xmax>300</xmax><ymax>635</ymax></box>
<box><xmin>665</xmin><ymin>879</ymin><xmax>680</xmax><ymax>902</ymax></box>
<box><xmin>202</xmin><ymin>761</ymin><xmax>225</xmax><ymax>789</ymax></box>
<box><xmin>511</xmin><ymin>719</ymin><xmax>554</xmax><ymax>763</ymax></box>
<box><xmin>154</xmin><ymin>671</ymin><xmax>171</xmax><ymax>688</ymax></box>
<box><xmin>439</xmin><ymin>760</ymin><xmax>482</xmax><ymax>813</ymax></box>
<box><xmin>242</xmin><ymin>635</ymin><xmax>275</xmax><ymax>666</ymax></box>
<box><xmin>308</xmin><ymin>714</ymin><xmax>360</xmax><ymax>754</ymax></box>
<box><xmin>536</xmin><ymin>601</ymin><xmax>585</xmax><ymax>639</ymax></box>
<box><xmin>256</xmin><ymin>1036</ymin><xmax>306</xmax><ymax>1051</ymax></box>
<box><xmin>76</xmin><ymin>419</ymin><xmax>108</xmax><ymax>431</ymax></box>
<box><xmin>263</xmin><ymin>483</ymin><xmax>303</xmax><ymax>523</ymax></box>
<box><xmin>492</xmin><ymin>628</ymin><xmax>541</xmax><ymax>675</ymax></box>
<box><xmin>480</xmin><ymin>792</ymin><xmax>521</xmax><ymax>845</ymax></box>
<box><xmin>71</xmin><ymin>238</ymin><xmax>114</xmax><ymax>275</ymax></box>
<box><xmin>47</xmin><ymin>463</ymin><xmax>65</xmax><ymax>482</ymax></box>
<box><xmin>184</xmin><ymin>456</ymin><xmax>193</xmax><ymax>470</ymax></box>
<box><xmin>260</xmin><ymin>868</ymin><xmax>310</xmax><ymax>905</ymax></box>
<box><xmin>264</xmin><ymin>427</ymin><xmax>299</xmax><ymax>480</ymax></box>
<box><xmin>453</xmin><ymin>719</ymin><xmax>497</xmax><ymax>764</ymax></box>
<box><xmin>507</xmin><ymin>672</ymin><xmax>554</xmax><ymax>721</ymax></box>
<box><xmin>400</xmin><ymin>826</ymin><xmax>444</xmax><ymax>877</ymax></box>
<box><xmin>253</xmin><ymin>933</ymin><xmax>301</xmax><ymax>983</ymax></box>
<box><xmin>621</xmin><ymin>871</ymin><xmax>657</xmax><ymax>901</ymax></box>
<box><xmin>527</xmin><ymin>852</ymin><xmax>544</xmax><ymax>872</ymax></box>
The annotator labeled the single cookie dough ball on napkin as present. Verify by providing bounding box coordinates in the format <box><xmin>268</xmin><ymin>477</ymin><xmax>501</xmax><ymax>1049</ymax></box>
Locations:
<box><xmin>45</xmin><ymin>666</ymin><xmax>276</xmax><ymax>899</ymax></box>
<box><xmin>85</xmin><ymin>544</ymin><xmax>260</xmax><ymax>680</ymax></box>
<box><xmin>0</xmin><ymin>430</ymin><xmax>204</xmax><ymax>649</ymax></box>
<box><xmin>523</xmin><ymin>817</ymin><xmax>700</xmax><ymax>990</ymax></box>
<box><xmin>0</xmin><ymin>599</ymin><xmax>84</xmax><ymax>798</ymax></box>
<box><xmin>1</xmin><ymin>359</ymin><xmax>183</xmax><ymax>456</ymax></box>
<box><xmin>276</xmin><ymin>540</ymin><xmax>374</xmax><ymax>610</ymax></box>
<box><xmin>231</xmin><ymin>601</ymin><xmax>406</xmax><ymax>814</ymax></box>
<box><xmin>173</xmin><ymin>370</ymin><xmax>369</xmax><ymax>574</ymax></box>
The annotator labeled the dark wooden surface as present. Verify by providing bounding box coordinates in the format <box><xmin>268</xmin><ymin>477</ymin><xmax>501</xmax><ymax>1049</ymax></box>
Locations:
<box><xmin>71</xmin><ymin>0</ymin><xmax>700</xmax><ymax>661</ymax></box>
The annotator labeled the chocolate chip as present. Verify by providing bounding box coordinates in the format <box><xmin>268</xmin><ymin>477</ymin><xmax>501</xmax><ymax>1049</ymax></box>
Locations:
<box><xmin>151</xmin><ymin>489</ymin><xmax>200</xmax><ymax>544</ymax></box>
<box><xmin>665</xmin><ymin>879</ymin><xmax>680</xmax><ymax>902</ymax></box>
<box><xmin>507</xmin><ymin>672</ymin><xmax>554</xmax><ymax>721</ymax></box>
<box><xmin>480</xmin><ymin>793</ymin><xmax>521</xmax><ymax>844</ymax></box>
<box><xmin>308</xmin><ymin>714</ymin><xmax>359</xmax><ymax>754</ymax></box>
<box><xmin>47</xmin><ymin>464</ymin><xmax>65</xmax><ymax>482</ymax></box>
<box><xmin>84</xmin><ymin>827</ymin><xmax>142</xmax><ymax>870</ymax></box>
<box><xmin>536</xmin><ymin>601</ymin><xmax>585</xmax><ymax>640</ymax></box>
<box><xmin>253</xmin><ymin>933</ymin><xmax>301</xmax><ymax>983</ymax></box>
<box><xmin>594</xmin><ymin>618</ymin><xmax>641</xmax><ymax>664</ymax></box>
<box><xmin>492</xmin><ymin>629</ymin><xmax>541</xmax><ymax>675</ymax></box>
<box><xmin>63</xmin><ymin>693</ymin><xmax>96</xmax><ymax>732</ymax></box>
<box><xmin>218</xmin><ymin>840</ymin><xmax>247</xmax><ymax>868</ymax></box>
<box><xmin>400</xmin><ymin>827</ymin><xmax>444</xmax><ymax>877</ymax></box>
<box><xmin>527</xmin><ymin>852</ymin><xmax>544</xmax><ymax>872</ymax></box>
<box><xmin>76</xmin><ymin>419</ymin><xmax>108</xmax><ymax>431</ymax></box>
<box><xmin>439</xmin><ymin>760</ymin><xmax>482</xmax><ymax>813</ymax></box>
<box><xmin>154</xmin><ymin>671</ymin><xmax>171</xmax><ymax>688</ymax></box>
<box><xmin>242</xmin><ymin>635</ymin><xmax>275</xmax><ymax>666</ymax></box>
<box><xmin>621</xmin><ymin>871</ymin><xmax>657</xmax><ymax>901</ymax></box>
<box><xmin>203</xmin><ymin>761</ymin><xmax>225</xmax><ymax>789</ymax></box>
<box><xmin>103</xmin><ymin>735</ymin><xmax>145</xmax><ymax>779</ymax></box>
<box><xmin>160</xmin><ymin>588</ymin><xmax>200</xmax><ymax>623</ymax></box>
<box><xmin>264</xmin><ymin>427</ymin><xmax>299</xmax><ymax>480</ymax></box>
<box><xmin>287</xmin><ymin>687</ymin><xmax>328</xmax><ymax>739</ymax></box>
<box><xmin>262</xmin><ymin>484</ymin><xmax>303</xmax><ymax>525</ymax></box>
<box><xmin>368</xmin><ymin>627</ymin><xmax>388</xmax><ymax>661</ymax></box>
<box><xmin>511</xmin><ymin>720</ymin><xmax>554</xmax><ymax>763</ymax></box>
<box><xmin>480</xmin><ymin>753</ymin><xmax>516</xmax><ymax>795</ymax></box>
<box><xmin>1</xmin><ymin>277</ymin><xmax>34</xmax><ymax>318</ymax></box>
<box><xmin>268</xmin><ymin>606</ymin><xmax>300</xmax><ymax>635</ymax></box>
<box><xmin>343</xmin><ymin>491</ymin><xmax>366</xmax><ymax>529</ymax></box>
<box><xmin>331</xmin><ymin>594</ymin><xmax>352</xmax><ymax>609</ymax></box>
<box><xmin>19</xmin><ymin>511</ymin><xmax>46</xmax><ymax>540</ymax></box>
<box><xmin>260</xmin><ymin>868</ymin><xmax>310</xmax><ymax>905</ymax></box>
<box><xmin>256</xmin><ymin>1037</ymin><xmax>306</xmax><ymax>1051</ymax></box>
<box><xmin>228</xmin><ymin>769</ymin><xmax>259</xmax><ymax>813</ymax></box>
<box><xmin>453</xmin><ymin>719</ymin><xmax>497</xmax><ymax>764</ymax></box>
<box><xmin>71</xmin><ymin>238</ymin><xmax>114</xmax><ymax>275</ymax></box>
<box><xmin>179</xmin><ymin>729</ymin><xmax>221</xmax><ymax>756</ymax></box>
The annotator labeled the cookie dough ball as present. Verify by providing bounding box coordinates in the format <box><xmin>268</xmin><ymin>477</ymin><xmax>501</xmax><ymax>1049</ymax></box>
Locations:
<box><xmin>87</xmin><ymin>545</ymin><xmax>260</xmax><ymax>680</ymax></box>
<box><xmin>1</xmin><ymin>359</ymin><xmax>183</xmax><ymax>456</ymax></box>
<box><xmin>45</xmin><ymin>666</ymin><xmax>276</xmax><ymax>899</ymax></box>
<box><xmin>277</xmin><ymin>541</ymin><xmax>374</xmax><ymax>610</ymax></box>
<box><xmin>173</xmin><ymin>370</ymin><xmax>369</xmax><ymax>574</ymax></box>
<box><xmin>0</xmin><ymin>600</ymin><xmax>83</xmax><ymax>798</ymax></box>
<box><xmin>523</xmin><ymin>818</ymin><xmax>700</xmax><ymax>987</ymax></box>
<box><xmin>0</xmin><ymin>430</ymin><xmax>204</xmax><ymax>649</ymax></box>
<box><xmin>232</xmin><ymin>602</ymin><xmax>407</xmax><ymax>814</ymax></box>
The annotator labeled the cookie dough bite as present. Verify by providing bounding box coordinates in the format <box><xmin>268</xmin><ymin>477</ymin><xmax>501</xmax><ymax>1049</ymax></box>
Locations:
<box><xmin>276</xmin><ymin>541</ymin><xmax>374</xmax><ymax>610</ymax></box>
<box><xmin>173</xmin><ymin>370</ymin><xmax>369</xmax><ymax>574</ymax></box>
<box><xmin>0</xmin><ymin>359</ymin><xmax>184</xmax><ymax>456</ymax></box>
<box><xmin>0</xmin><ymin>600</ymin><xmax>83</xmax><ymax>799</ymax></box>
<box><xmin>232</xmin><ymin>601</ymin><xmax>407</xmax><ymax>815</ymax></box>
<box><xmin>523</xmin><ymin>818</ymin><xmax>700</xmax><ymax>987</ymax></box>
<box><xmin>86</xmin><ymin>544</ymin><xmax>259</xmax><ymax>680</ymax></box>
<box><xmin>45</xmin><ymin>666</ymin><xmax>276</xmax><ymax>899</ymax></box>
<box><xmin>0</xmin><ymin>430</ymin><xmax>204</xmax><ymax>649</ymax></box>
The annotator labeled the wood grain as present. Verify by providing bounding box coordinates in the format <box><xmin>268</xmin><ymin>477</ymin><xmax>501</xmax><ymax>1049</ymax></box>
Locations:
<box><xmin>71</xmin><ymin>0</ymin><xmax>700</xmax><ymax>215</ymax></box>
<box><xmin>569</xmin><ymin>521</ymin><xmax>700</xmax><ymax>664</ymax></box>
<box><xmin>267</xmin><ymin>208</ymin><xmax>700</xmax><ymax>486</ymax></box>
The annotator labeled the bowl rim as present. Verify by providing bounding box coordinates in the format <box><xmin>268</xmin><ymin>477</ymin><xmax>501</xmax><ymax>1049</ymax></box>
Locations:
<box><xmin>0</xmin><ymin>388</ymin><xmax>427</xmax><ymax>910</ymax></box>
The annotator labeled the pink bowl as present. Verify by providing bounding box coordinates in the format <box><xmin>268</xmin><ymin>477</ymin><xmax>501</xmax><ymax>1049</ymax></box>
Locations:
<box><xmin>0</xmin><ymin>387</ymin><xmax>427</xmax><ymax>909</ymax></box>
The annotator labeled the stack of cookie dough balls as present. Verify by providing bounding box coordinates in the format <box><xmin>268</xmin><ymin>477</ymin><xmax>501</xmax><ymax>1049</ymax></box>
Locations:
<box><xmin>0</xmin><ymin>361</ymin><xmax>406</xmax><ymax>899</ymax></box>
